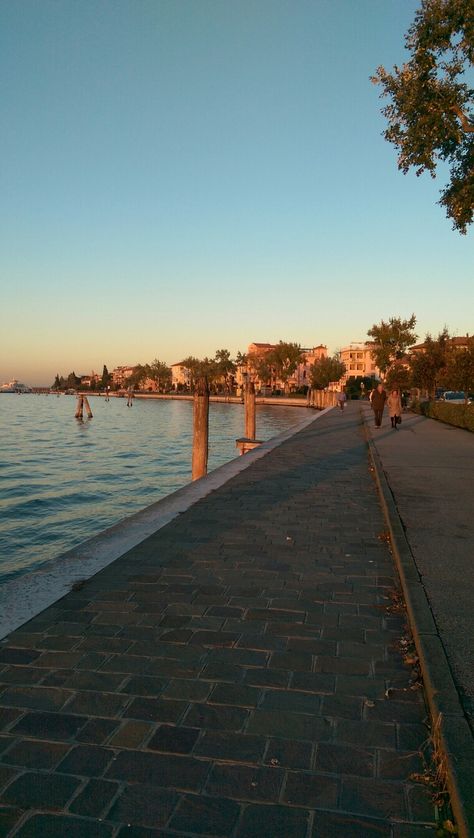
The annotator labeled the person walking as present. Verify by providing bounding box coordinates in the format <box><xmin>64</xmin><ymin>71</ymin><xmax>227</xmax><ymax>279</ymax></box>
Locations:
<box><xmin>336</xmin><ymin>390</ymin><xmax>347</xmax><ymax>411</ymax></box>
<box><xmin>370</xmin><ymin>382</ymin><xmax>387</xmax><ymax>428</ymax></box>
<box><xmin>387</xmin><ymin>388</ymin><xmax>402</xmax><ymax>430</ymax></box>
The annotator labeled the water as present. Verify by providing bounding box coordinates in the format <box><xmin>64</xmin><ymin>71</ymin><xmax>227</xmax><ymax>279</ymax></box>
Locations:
<box><xmin>0</xmin><ymin>394</ymin><xmax>301</xmax><ymax>584</ymax></box>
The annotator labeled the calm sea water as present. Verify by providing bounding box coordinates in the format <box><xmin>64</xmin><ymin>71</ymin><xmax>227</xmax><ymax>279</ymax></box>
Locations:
<box><xmin>0</xmin><ymin>394</ymin><xmax>301</xmax><ymax>584</ymax></box>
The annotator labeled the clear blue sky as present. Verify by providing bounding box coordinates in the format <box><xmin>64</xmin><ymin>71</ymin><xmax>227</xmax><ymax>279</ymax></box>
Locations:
<box><xmin>1</xmin><ymin>0</ymin><xmax>472</xmax><ymax>385</ymax></box>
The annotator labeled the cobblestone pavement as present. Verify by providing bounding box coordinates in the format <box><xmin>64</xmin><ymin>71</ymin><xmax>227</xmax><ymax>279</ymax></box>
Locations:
<box><xmin>0</xmin><ymin>404</ymin><xmax>437</xmax><ymax>837</ymax></box>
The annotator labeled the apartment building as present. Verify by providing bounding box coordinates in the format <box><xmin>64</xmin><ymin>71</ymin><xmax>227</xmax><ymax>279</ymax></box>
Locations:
<box><xmin>240</xmin><ymin>342</ymin><xmax>328</xmax><ymax>392</ymax></box>
<box><xmin>339</xmin><ymin>342</ymin><xmax>379</xmax><ymax>385</ymax></box>
<box><xmin>111</xmin><ymin>366</ymin><xmax>138</xmax><ymax>388</ymax></box>
<box><xmin>170</xmin><ymin>361</ymin><xmax>191</xmax><ymax>390</ymax></box>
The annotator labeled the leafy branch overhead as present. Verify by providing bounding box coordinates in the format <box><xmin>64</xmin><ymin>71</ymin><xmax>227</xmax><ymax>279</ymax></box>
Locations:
<box><xmin>372</xmin><ymin>0</ymin><xmax>474</xmax><ymax>233</ymax></box>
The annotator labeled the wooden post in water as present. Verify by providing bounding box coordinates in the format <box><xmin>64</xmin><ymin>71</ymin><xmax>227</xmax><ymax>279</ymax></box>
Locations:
<box><xmin>75</xmin><ymin>395</ymin><xmax>84</xmax><ymax>419</ymax></box>
<box><xmin>244</xmin><ymin>380</ymin><xmax>256</xmax><ymax>440</ymax></box>
<box><xmin>236</xmin><ymin>378</ymin><xmax>262</xmax><ymax>455</ymax></box>
<box><xmin>192</xmin><ymin>377</ymin><xmax>209</xmax><ymax>481</ymax></box>
<box><xmin>83</xmin><ymin>396</ymin><xmax>93</xmax><ymax>418</ymax></box>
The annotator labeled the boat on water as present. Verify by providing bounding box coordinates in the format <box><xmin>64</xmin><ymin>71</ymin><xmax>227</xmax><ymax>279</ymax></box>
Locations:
<box><xmin>0</xmin><ymin>379</ymin><xmax>32</xmax><ymax>393</ymax></box>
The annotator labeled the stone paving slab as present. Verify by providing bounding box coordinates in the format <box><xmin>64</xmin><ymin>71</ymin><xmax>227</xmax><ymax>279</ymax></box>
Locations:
<box><xmin>0</xmin><ymin>404</ymin><xmax>437</xmax><ymax>836</ymax></box>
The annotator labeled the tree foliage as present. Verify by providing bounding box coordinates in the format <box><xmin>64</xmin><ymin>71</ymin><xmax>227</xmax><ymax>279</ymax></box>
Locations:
<box><xmin>66</xmin><ymin>371</ymin><xmax>81</xmax><ymax>390</ymax></box>
<box><xmin>267</xmin><ymin>342</ymin><xmax>305</xmax><ymax>393</ymax></box>
<box><xmin>367</xmin><ymin>314</ymin><xmax>418</xmax><ymax>375</ymax></box>
<box><xmin>442</xmin><ymin>335</ymin><xmax>474</xmax><ymax>398</ymax></box>
<box><xmin>147</xmin><ymin>359</ymin><xmax>172</xmax><ymax>391</ymax></box>
<box><xmin>410</xmin><ymin>329</ymin><xmax>450</xmax><ymax>396</ymax></box>
<box><xmin>310</xmin><ymin>356</ymin><xmax>346</xmax><ymax>390</ymax></box>
<box><xmin>125</xmin><ymin>365</ymin><xmax>148</xmax><ymax>390</ymax></box>
<box><xmin>372</xmin><ymin>0</ymin><xmax>474</xmax><ymax>233</ymax></box>
<box><xmin>345</xmin><ymin>375</ymin><xmax>375</xmax><ymax>399</ymax></box>
<box><xmin>180</xmin><ymin>356</ymin><xmax>218</xmax><ymax>390</ymax></box>
<box><xmin>247</xmin><ymin>352</ymin><xmax>274</xmax><ymax>388</ymax></box>
<box><xmin>384</xmin><ymin>362</ymin><xmax>413</xmax><ymax>392</ymax></box>
<box><xmin>100</xmin><ymin>365</ymin><xmax>112</xmax><ymax>389</ymax></box>
<box><xmin>214</xmin><ymin>349</ymin><xmax>236</xmax><ymax>393</ymax></box>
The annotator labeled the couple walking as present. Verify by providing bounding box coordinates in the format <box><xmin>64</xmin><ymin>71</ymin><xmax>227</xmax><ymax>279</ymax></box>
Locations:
<box><xmin>370</xmin><ymin>383</ymin><xmax>402</xmax><ymax>430</ymax></box>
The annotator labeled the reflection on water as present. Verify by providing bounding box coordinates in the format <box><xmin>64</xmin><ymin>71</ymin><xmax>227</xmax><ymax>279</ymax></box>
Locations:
<box><xmin>0</xmin><ymin>394</ymin><xmax>302</xmax><ymax>583</ymax></box>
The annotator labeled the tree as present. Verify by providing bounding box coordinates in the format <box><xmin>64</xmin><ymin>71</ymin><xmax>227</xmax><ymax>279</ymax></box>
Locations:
<box><xmin>410</xmin><ymin>329</ymin><xmax>450</xmax><ymax>397</ymax></box>
<box><xmin>367</xmin><ymin>315</ymin><xmax>418</xmax><ymax>376</ymax></box>
<box><xmin>384</xmin><ymin>362</ymin><xmax>413</xmax><ymax>393</ymax></box>
<box><xmin>372</xmin><ymin>0</ymin><xmax>474</xmax><ymax>233</ymax></box>
<box><xmin>310</xmin><ymin>356</ymin><xmax>346</xmax><ymax>390</ymax></box>
<box><xmin>214</xmin><ymin>349</ymin><xmax>236</xmax><ymax>393</ymax></box>
<box><xmin>125</xmin><ymin>365</ymin><xmax>148</xmax><ymax>390</ymax></box>
<box><xmin>52</xmin><ymin>373</ymin><xmax>61</xmax><ymax>391</ymax></box>
<box><xmin>267</xmin><ymin>341</ymin><xmax>305</xmax><ymax>394</ymax></box>
<box><xmin>147</xmin><ymin>359</ymin><xmax>172</xmax><ymax>392</ymax></box>
<box><xmin>180</xmin><ymin>356</ymin><xmax>219</xmax><ymax>391</ymax></box>
<box><xmin>345</xmin><ymin>375</ymin><xmax>377</xmax><ymax>400</ymax></box>
<box><xmin>442</xmin><ymin>336</ymin><xmax>474</xmax><ymax>401</ymax></box>
<box><xmin>66</xmin><ymin>371</ymin><xmax>81</xmax><ymax>390</ymax></box>
<box><xmin>247</xmin><ymin>352</ymin><xmax>274</xmax><ymax>390</ymax></box>
<box><xmin>100</xmin><ymin>365</ymin><xmax>112</xmax><ymax>389</ymax></box>
<box><xmin>235</xmin><ymin>351</ymin><xmax>247</xmax><ymax>367</ymax></box>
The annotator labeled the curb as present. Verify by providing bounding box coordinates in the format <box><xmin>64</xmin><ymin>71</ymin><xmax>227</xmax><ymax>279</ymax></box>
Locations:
<box><xmin>361</xmin><ymin>407</ymin><xmax>474</xmax><ymax>838</ymax></box>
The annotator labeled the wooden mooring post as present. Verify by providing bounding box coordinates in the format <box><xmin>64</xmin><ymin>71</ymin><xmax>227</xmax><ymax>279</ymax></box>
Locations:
<box><xmin>192</xmin><ymin>377</ymin><xmax>209</xmax><ymax>480</ymax></box>
<box><xmin>75</xmin><ymin>394</ymin><xmax>93</xmax><ymax>419</ymax></box>
<box><xmin>236</xmin><ymin>378</ymin><xmax>262</xmax><ymax>455</ymax></box>
<box><xmin>244</xmin><ymin>380</ymin><xmax>256</xmax><ymax>440</ymax></box>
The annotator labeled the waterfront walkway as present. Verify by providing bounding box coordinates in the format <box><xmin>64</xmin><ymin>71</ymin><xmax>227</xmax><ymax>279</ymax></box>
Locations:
<box><xmin>0</xmin><ymin>405</ymin><xmax>437</xmax><ymax>836</ymax></box>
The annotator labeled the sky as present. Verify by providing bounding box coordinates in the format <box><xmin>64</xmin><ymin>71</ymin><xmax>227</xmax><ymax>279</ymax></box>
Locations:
<box><xmin>1</xmin><ymin>0</ymin><xmax>472</xmax><ymax>385</ymax></box>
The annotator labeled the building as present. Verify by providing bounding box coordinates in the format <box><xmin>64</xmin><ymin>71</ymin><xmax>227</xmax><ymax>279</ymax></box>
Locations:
<box><xmin>410</xmin><ymin>335</ymin><xmax>471</xmax><ymax>355</ymax></box>
<box><xmin>170</xmin><ymin>362</ymin><xmax>191</xmax><ymax>390</ymax></box>
<box><xmin>239</xmin><ymin>342</ymin><xmax>328</xmax><ymax>393</ymax></box>
<box><xmin>79</xmin><ymin>371</ymin><xmax>100</xmax><ymax>389</ymax></box>
<box><xmin>339</xmin><ymin>342</ymin><xmax>379</xmax><ymax>385</ymax></box>
<box><xmin>111</xmin><ymin>366</ymin><xmax>138</xmax><ymax>388</ymax></box>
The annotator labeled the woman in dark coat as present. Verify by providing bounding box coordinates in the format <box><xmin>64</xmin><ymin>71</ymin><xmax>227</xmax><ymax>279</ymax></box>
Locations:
<box><xmin>370</xmin><ymin>383</ymin><xmax>387</xmax><ymax>428</ymax></box>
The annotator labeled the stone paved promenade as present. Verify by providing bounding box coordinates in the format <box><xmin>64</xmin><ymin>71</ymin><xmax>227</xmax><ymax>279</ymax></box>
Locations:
<box><xmin>0</xmin><ymin>405</ymin><xmax>437</xmax><ymax>837</ymax></box>
<box><xmin>363</xmin><ymin>404</ymin><xmax>474</xmax><ymax>733</ymax></box>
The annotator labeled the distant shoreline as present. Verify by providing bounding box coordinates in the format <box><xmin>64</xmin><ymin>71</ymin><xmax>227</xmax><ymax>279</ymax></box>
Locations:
<box><xmin>26</xmin><ymin>389</ymin><xmax>312</xmax><ymax>407</ymax></box>
<box><xmin>86</xmin><ymin>391</ymin><xmax>310</xmax><ymax>408</ymax></box>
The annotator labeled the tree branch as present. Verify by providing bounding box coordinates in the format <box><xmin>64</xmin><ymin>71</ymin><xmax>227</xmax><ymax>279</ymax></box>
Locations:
<box><xmin>451</xmin><ymin>106</ymin><xmax>474</xmax><ymax>133</ymax></box>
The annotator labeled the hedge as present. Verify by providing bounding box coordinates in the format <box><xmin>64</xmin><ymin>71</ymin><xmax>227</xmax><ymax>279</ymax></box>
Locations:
<box><xmin>411</xmin><ymin>400</ymin><xmax>474</xmax><ymax>432</ymax></box>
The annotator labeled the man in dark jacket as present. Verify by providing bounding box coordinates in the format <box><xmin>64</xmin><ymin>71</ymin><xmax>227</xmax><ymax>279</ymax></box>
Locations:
<box><xmin>370</xmin><ymin>383</ymin><xmax>387</xmax><ymax>428</ymax></box>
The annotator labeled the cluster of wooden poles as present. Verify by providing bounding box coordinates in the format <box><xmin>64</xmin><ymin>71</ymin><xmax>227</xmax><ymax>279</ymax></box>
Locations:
<box><xmin>74</xmin><ymin>395</ymin><xmax>93</xmax><ymax>419</ymax></box>
<box><xmin>192</xmin><ymin>377</ymin><xmax>260</xmax><ymax>481</ymax></box>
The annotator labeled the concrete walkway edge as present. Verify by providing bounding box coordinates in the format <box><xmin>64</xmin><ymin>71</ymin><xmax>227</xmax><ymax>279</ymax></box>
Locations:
<box><xmin>361</xmin><ymin>406</ymin><xmax>474</xmax><ymax>837</ymax></box>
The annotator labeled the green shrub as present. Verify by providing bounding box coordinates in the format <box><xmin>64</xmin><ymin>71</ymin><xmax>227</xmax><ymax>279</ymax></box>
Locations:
<box><xmin>412</xmin><ymin>400</ymin><xmax>474</xmax><ymax>432</ymax></box>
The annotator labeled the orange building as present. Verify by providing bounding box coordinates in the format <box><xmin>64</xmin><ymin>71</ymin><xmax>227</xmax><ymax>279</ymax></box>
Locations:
<box><xmin>239</xmin><ymin>342</ymin><xmax>327</xmax><ymax>393</ymax></box>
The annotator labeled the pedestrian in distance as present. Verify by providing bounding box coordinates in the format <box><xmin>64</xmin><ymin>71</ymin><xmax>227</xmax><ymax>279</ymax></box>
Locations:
<box><xmin>387</xmin><ymin>388</ymin><xmax>402</xmax><ymax>430</ymax></box>
<box><xmin>370</xmin><ymin>382</ymin><xmax>387</xmax><ymax>428</ymax></box>
<box><xmin>336</xmin><ymin>390</ymin><xmax>347</xmax><ymax>411</ymax></box>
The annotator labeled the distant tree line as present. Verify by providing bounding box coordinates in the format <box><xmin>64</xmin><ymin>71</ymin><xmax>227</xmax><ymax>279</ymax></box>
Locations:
<box><xmin>51</xmin><ymin>365</ymin><xmax>114</xmax><ymax>392</ymax></box>
<box><xmin>50</xmin><ymin>343</ymin><xmax>351</xmax><ymax>397</ymax></box>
